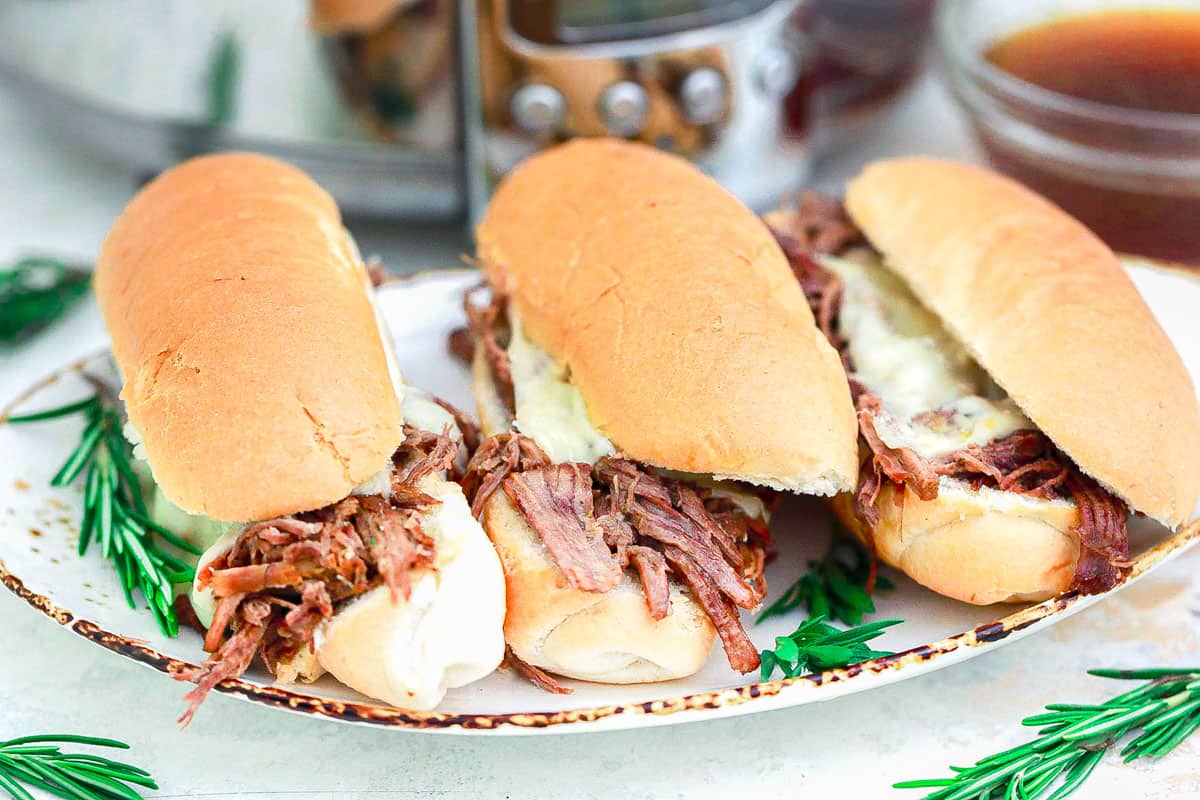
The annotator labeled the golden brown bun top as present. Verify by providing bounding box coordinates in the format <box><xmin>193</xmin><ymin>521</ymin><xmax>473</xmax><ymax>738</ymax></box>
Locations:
<box><xmin>95</xmin><ymin>153</ymin><xmax>402</xmax><ymax>522</ymax></box>
<box><xmin>309</xmin><ymin>0</ymin><xmax>411</xmax><ymax>33</ymax></box>
<box><xmin>846</xmin><ymin>157</ymin><xmax>1200</xmax><ymax>527</ymax></box>
<box><xmin>476</xmin><ymin>139</ymin><xmax>859</xmax><ymax>494</ymax></box>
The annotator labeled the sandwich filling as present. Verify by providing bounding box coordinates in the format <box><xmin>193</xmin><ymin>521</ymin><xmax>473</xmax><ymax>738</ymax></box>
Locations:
<box><xmin>457</xmin><ymin>291</ymin><xmax>771</xmax><ymax>675</ymax></box>
<box><xmin>177</xmin><ymin>420</ymin><xmax>464</xmax><ymax>723</ymax></box>
<box><xmin>767</xmin><ymin>195</ymin><xmax>1130</xmax><ymax>595</ymax></box>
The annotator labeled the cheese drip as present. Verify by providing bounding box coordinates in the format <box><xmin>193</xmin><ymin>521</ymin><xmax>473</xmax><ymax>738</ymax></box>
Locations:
<box><xmin>823</xmin><ymin>252</ymin><xmax>1032</xmax><ymax>457</ymax></box>
<box><xmin>507</xmin><ymin>309</ymin><xmax>616</xmax><ymax>465</ymax></box>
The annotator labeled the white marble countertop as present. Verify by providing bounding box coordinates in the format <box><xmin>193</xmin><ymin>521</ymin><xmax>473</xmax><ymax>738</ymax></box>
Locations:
<box><xmin>0</xmin><ymin>72</ymin><xmax>1197</xmax><ymax>799</ymax></box>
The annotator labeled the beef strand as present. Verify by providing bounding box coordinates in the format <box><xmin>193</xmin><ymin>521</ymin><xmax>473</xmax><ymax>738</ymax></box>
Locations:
<box><xmin>504</xmin><ymin>646</ymin><xmax>572</xmax><ymax>695</ymax></box>
<box><xmin>462</xmin><ymin>285</ymin><xmax>515</xmax><ymax>412</ymax></box>
<box><xmin>503</xmin><ymin>463</ymin><xmax>623</xmax><ymax>593</ymax></box>
<box><xmin>661</xmin><ymin>546</ymin><xmax>761</xmax><ymax>673</ymax></box>
<box><xmin>855</xmin><ymin>395</ymin><xmax>940</xmax><ymax>502</ymax></box>
<box><xmin>179</xmin><ymin>597</ymin><xmax>271</xmax><ymax>726</ymax></box>
<box><xmin>628</xmin><ymin>546</ymin><xmax>671</xmax><ymax>620</ymax></box>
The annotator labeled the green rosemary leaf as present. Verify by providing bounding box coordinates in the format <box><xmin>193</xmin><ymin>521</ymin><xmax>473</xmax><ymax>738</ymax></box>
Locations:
<box><xmin>6</xmin><ymin>389</ymin><xmax>192</xmax><ymax>635</ymax></box>
<box><xmin>129</xmin><ymin>511</ymin><xmax>202</xmax><ymax>556</ymax></box>
<box><xmin>96</xmin><ymin>466</ymin><xmax>114</xmax><ymax>558</ymax></box>
<box><xmin>0</xmin><ymin>735</ymin><xmax>156</xmax><ymax>800</ymax></box>
<box><xmin>808</xmin><ymin>585</ymin><xmax>831</xmax><ymax>622</ymax></box>
<box><xmin>894</xmin><ymin>779</ymin><xmax>955</xmax><ymax>789</ymax></box>
<box><xmin>78</xmin><ymin>464</ymin><xmax>100</xmax><ymax>555</ymax></box>
<box><xmin>104</xmin><ymin>433</ymin><xmax>145</xmax><ymax>516</ymax></box>
<box><xmin>759</xmin><ymin>615</ymin><xmax>900</xmax><ymax>679</ymax></box>
<box><xmin>1089</xmin><ymin>667</ymin><xmax>1200</xmax><ymax>680</ymax></box>
<box><xmin>152</xmin><ymin>546</ymin><xmax>194</xmax><ymax>575</ymax></box>
<box><xmin>51</xmin><ymin>418</ymin><xmax>104</xmax><ymax>487</ymax></box>
<box><xmin>0</xmin><ymin>770</ymin><xmax>36</xmax><ymax>800</ymax></box>
<box><xmin>115</xmin><ymin>553</ymin><xmax>136</xmax><ymax>611</ymax></box>
<box><xmin>5</xmin><ymin>397</ymin><xmax>98</xmax><ymax>424</ymax></box>
<box><xmin>1044</xmin><ymin>750</ymin><xmax>1103</xmax><ymax>800</ymax></box>
<box><xmin>756</xmin><ymin>533</ymin><xmax>891</xmax><ymax>626</ymax></box>
<box><xmin>896</xmin><ymin>669</ymin><xmax>1200</xmax><ymax>800</ymax></box>
<box><xmin>205</xmin><ymin>31</ymin><xmax>240</xmax><ymax>126</ymax></box>
<box><xmin>758</xmin><ymin>649</ymin><xmax>778</xmax><ymax>681</ymax></box>
<box><xmin>0</xmin><ymin>257</ymin><xmax>91</xmax><ymax>345</ymax></box>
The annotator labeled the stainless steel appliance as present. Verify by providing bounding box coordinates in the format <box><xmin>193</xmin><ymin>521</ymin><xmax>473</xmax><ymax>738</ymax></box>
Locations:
<box><xmin>460</xmin><ymin>0</ymin><xmax>807</xmax><ymax>219</ymax></box>
<box><xmin>0</xmin><ymin>0</ymin><xmax>931</xmax><ymax>220</ymax></box>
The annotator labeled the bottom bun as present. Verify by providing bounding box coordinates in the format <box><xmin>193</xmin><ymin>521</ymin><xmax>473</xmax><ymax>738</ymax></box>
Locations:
<box><xmin>483</xmin><ymin>491</ymin><xmax>715</xmax><ymax>683</ymax></box>
<box><xmin>833</xmin><ymin>479</ymin><xmax>1080</xmax><ymax>605</ymax></box>
<box><xmin>314</xmin><ymin>478</ymin><xmax>506</xmax><ymax>708</ymax></box>
<box><xmin>196</xmin><ymin>475</ymin><xmax>506</xmax><ymax>709</ymax></box>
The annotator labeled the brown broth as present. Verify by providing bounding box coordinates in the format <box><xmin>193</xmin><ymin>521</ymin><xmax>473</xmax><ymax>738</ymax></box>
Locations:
<box><xmin>980</xmin><ymin>10</ymin><xmax>1200</xmax><ymax>263</ymax></box>
<box><xmin>987</xmin><ymin>10</ymin><xmax>1200</xmax><ymax>114</ymax></box>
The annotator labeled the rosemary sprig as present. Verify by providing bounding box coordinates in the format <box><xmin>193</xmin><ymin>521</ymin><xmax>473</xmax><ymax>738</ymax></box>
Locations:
<box><xmin>0</xmin><ymin>257</ymin><xmax>90</xmax><ymax>345</ymax></box>
<box><xmin>759</xmin><ymin>615</ymin><xmax>901</xmax><ymax>680</ymax></box>
<box><xmin>758</xmin><ymin>533</ymin><xmax>894</xmax><ymax>625</ymax></box>
<box><xmin>205</xmin><ymin>30</ymin><xmax>240</xmax><ymax>126</ymax></box>
<box><xmin>0</xmin><ymin>734</ymin><xmax>157</xmax><ymax>800</ymax></box>
<box><xmin>896</xmin><ymin>668</ymin><xmax>1200</xmax><ymax>800</ymax></box>
<box><xmin>7</xmin><ymin>392</ymin><xmax>200</xmax><ymax>636</ymax></box>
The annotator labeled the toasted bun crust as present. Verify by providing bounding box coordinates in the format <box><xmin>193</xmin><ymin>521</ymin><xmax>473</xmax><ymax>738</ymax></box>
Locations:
<box><xmin>483</xmin><ymin>491</ymin><xmax>714</xmax><ymax>682</ymax></box>
<box><xmin>845</xmin><ymin>158</ymin><xmax>1200</xmax><ymax>527</ymax></box>
<box><xmin>95</xmin><ymin>153</ymin><xmax>402</xmax><ymax>522</ymax></box>
<box><xmin>833</xmin><ymin>480</ymin><xmax>1080</xmax><ymax>605</ymax></box>
<box><xmin>476</xmin><ymin>139</ymin><xmax>858</xmax><ymax>496</ymax></box>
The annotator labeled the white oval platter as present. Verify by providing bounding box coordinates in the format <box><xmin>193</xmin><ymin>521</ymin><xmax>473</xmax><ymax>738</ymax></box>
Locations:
<box><xmin>0</xmin><ymin>262</ymin><xmax>1197</xmax><ymax>735</ymax></box>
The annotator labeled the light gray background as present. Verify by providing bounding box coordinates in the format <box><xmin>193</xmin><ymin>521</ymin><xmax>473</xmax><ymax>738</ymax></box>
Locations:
<box><xmin>0</xmin><ymin>73</ymin><xmax>1197</xmax><ymax>799</ymax></box>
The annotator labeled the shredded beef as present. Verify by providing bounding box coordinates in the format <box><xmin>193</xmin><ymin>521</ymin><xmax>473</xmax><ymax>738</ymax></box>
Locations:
<box><xmin>933</xmin><ymin>429</ymin><xmax>1069</xmax><ymax>498</ymax></box>
<box><xmin>768</xmin><ymin>194</ymin><xmax>1131</xmax><ymax>596</ymax></box>
<box><xmin>447</xmin><ymin>327</ymin><xmax>475</xmax><ymax>364</ymax></box>
<box><xmin>661</xmin><ymin>546</ymin><xmax>761</xmax><ymax>673</ymax></box>
<box><xmin>177</xmin><ymin>425</ymin><xmax>456</xmax><ymax>724</ymax></box>
<box><xmin>504</xmin><ymin>646</ymin><xmax>572</xmax><ymax>695</ymax></box>
<box><xmin>1067</xmin><ymin>472</ymin><xmax>1131</xmax><ymax>594</ymax></box>
<box><xmin>628</xmin><ymin>546</ymin><xmax>671</xmax><ymax>619</ymax></box>
<box><xmin>462</xmin><ymin>285</ymin><xmax>515</xmax><ymax>412</ymax></box>
<box><xmin>463</xmin><ymin>434</ymin><xmax>768</xmax><ymax>675</ymax></box>
<box><xmin>461</xmin><ymin>432</ymin><xmax>552</xmax><ymax>517</ymax></box>
<box><xmin>771</xmin><ymin>192</ymin><xmax>864</xmax><ymax>256</ymax></box>
<box><xmin>504</xmin><ymin>464</ymin><xmax>623</xmax><ymax>593</ymax></box>
<box><xmin>396</xmin><ymin>424</ymin><xmax>460</xmax><ymax>488</ymax></box>
<box><xmin>856</xmin><ymin>395</ymin><xmax>941</xmax><ymax>502</ymax></box>
<box><xmin>594</xmin><ymin>457</ymin><xmax>759</xmax><ymax>611</ymax></box>
<box><xmin>433</xmin><ymin>396</ymin><xmax>481</xmax><ymax>456</ymax></box>
<box><xmin>180</xmin><ymin>597</ymin><xmax>270</xmax><ymax>726</ymax></box>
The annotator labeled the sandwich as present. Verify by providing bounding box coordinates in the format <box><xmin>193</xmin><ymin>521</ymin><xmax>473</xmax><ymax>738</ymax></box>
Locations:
<box><xmin>94</xmin><ymin>152</ymin><xmax>506</xmax><ymax>721</ymax></box>
<box><xmin>764</xmin><ymin>158</ymin><xmax>1200</xmax><ymax>605</ymax></box>
<box><xmin>455</xmin><ymin>139</ymin><xmax>861</xmax><ymax>684</ymax></box>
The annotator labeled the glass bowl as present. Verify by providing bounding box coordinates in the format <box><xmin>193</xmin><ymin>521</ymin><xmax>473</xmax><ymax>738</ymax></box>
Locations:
<box><xmin>936</xmin><ymin>0</ymin><xmax>1200</xmax><ymax>263</ymax></box>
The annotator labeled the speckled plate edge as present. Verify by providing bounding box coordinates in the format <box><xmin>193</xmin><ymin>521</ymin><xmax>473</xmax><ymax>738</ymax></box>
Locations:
<box><xmin>1</xmin><ymin>522</ymin><xmax>1195</xmax><ymax>735</ymax></box>
<box><xmin>1</xmin><ymin>263</ymin><xmax>1198</xmax><ymax>735</ymax></box>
